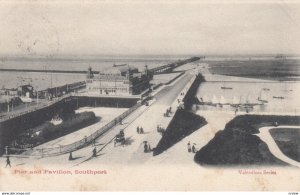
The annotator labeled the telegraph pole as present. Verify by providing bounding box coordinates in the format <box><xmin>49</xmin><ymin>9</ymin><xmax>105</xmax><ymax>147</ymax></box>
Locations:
<box><xmin>36</xmin><ymin>86</ymin><xmax>39</xmax><ymax>104</ymax></box>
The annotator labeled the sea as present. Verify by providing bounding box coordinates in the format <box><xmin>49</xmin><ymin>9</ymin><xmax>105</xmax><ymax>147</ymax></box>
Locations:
<box><xmin>196</xmin><ymin>81</ymin><xmax>300</xmax><ymax>114</ymax></box>
<box><xmin>0</xmin><ymin>55</ymin><xmax>188</xmax><ymax>89</ymax></box>
<box><xmin>1</xmin><ymin>54</ymin><xmax>300</xmax><ymax>114</ymax></box>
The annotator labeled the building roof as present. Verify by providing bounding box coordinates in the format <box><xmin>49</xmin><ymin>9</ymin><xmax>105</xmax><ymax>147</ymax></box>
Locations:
<box><xmin>97</xmin><ymin>74</ymin><xmax>128</xmax><ymax>81</ymax></box>
<box><xmin>101</xmin><ymin>65</ymin><xmax>138</xmax><ymax>75</ymax></box>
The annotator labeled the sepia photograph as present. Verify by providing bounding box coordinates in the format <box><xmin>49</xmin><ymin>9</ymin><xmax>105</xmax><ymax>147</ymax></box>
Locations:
<box><xmin>0</xmin><ymin>0</ymin><xmax>299</xmax><ymax>192</ymax></box>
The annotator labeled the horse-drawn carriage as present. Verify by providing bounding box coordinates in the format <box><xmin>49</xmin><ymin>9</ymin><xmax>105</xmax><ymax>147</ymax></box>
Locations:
<box><xmin>114</xmin><ymin>130</ymin><xmax>125</xmax><ymax>147</ymax></box>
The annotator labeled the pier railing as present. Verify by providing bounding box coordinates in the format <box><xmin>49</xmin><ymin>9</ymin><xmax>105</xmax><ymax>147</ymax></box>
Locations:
<box><xmin>0</xmin><ymin>94</ymin><xmax>74</xmax><ymax>123</ymax></box>
<box><xmin>7</xmin><ymin>102</ymin><xmax>142</xmax><ymax>157</ymax></box>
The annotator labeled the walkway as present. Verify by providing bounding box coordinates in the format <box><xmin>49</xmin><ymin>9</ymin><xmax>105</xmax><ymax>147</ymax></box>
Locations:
<box><xmin>257</xmin><ymin>125</ymin><xmax>300</xmax><ymax>168</ymax></box>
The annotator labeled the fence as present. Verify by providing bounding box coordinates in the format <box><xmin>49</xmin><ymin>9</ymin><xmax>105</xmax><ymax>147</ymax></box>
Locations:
<box><xmin>7</xmin><ymin>102</ymin><xmax>142</xmax><ymax>157</ymax></box>
<box><xmin>0</xmin><ymin>80</ymin><xmax>86</xmax><ymax>123</ymax></box>
<box><xmin>0</xmin><ymin>94</ymin><xmax>72</xmax><ymax>122</ymax></box>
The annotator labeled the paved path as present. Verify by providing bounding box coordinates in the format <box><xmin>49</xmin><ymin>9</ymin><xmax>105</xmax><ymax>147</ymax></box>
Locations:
<box><xmin>5</xmin><ymin>69</ymin><xmax>197</xmax><ymax>167</ymax></box>
<box><xmin>146</xmin><ymin>110</ymin><xmax>235</xmax><ymax>165</ymax></box>
<box><xmin>257</xmin><ymin>125</ymin><xmax>300</xmax><ymax>168</ymax></box>
<box><xmin>81</xmin><ymin>71</ymin><xmax>196</xmax><ymax>165</ymax></box>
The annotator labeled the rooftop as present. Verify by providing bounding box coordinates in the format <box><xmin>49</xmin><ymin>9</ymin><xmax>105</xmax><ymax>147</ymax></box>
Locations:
<box><xmin>101</xmin><ymin>65</ymin><xmax>138</xmax><ymax>76</ymax></box>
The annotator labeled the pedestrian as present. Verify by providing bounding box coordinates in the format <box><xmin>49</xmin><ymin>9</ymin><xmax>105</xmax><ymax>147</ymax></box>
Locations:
<box><xmin>192</xmin><ymin>144</ymin><xmax>196</xmax><ymax>153</ymax></box>
<box><xmin>148</xmin><ymin>143</ymin><xmax>152</xmax><ymax>152</ymax></box>
<box><xmin>157</xmin><ymin>125</ymin><xmax>160</xmax><ymax>132</ymax></box>
<box><xmin>137</xmin><ymin>126</ymin><xmax>140</xmax><ymax>134</ymax></box>
<box><xmin>69</xmin><ymin>152</ymin><xmax>73</xmax><ymax>160</ymax></box>
<box><xmin>187</xmin><ymin>142</ymin><xmax>191</xmax><ymax>153</ymax></box>
<box><xmin>5</xmin><ymin>146</ymin><xmax>8</xmax><ymax>155</ymax></box>
<box><xmin>5</xmin><ymin>156</ymin><xmax>11</xmax><ymax>168</ymax></box>
<box><xmin>144</xmin><ymin>142</ymin><xmax>148</xmax><ymax>153</ymax></box>
<box><xmin>140</xmin><ymin>127</ymin><xmax>144</xmax><ymax>134</ymax></box>
<box><xmin>120</xmin><ymin>130</ymin><xmax>124</xmax><ymax>137</ymax></box>
<box><xmin>92</xmin><ymin>147</ymin><xmax>97</xmax><ymax>157</ymax></box>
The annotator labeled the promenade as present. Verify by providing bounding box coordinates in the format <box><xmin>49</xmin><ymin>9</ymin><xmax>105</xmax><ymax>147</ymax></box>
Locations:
<box><xmin>7</xmin><ymin>66</ymin><xmax>199</xmax><ymax>167</ymax></box>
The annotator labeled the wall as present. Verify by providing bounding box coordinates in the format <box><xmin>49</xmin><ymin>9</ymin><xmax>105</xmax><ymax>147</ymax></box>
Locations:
<box><xmin>0</xmin><ymin>96</ymin><xmax>139</xmax><ymax>155</ymax></box>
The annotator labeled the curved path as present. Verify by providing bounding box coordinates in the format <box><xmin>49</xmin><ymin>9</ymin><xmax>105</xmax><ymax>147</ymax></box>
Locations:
<box><xmin>257</xmin><ymin>125</ymin><xmax>300</xmax><ymax>168</ymax></box>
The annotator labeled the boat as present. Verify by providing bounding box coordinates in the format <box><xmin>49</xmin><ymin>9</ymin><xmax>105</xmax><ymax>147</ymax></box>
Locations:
<box><xmin>219</xmin><ymin>96</ymin><xmax>227</xmax><ymax>105</ymax></box>
<box><xmin>211</xmin><ymin>95</ymin><xmax>219</xmax><ymax>105</ymax></box>
<box><xmin>221</xmin><ymin>82</ymin><xmax>233</xmax><ymax>90</ymax></box>
<box><xmin>273</xmin><ymin>96</ymin><xmax>284</xmax><ymax>99</ymax></box>
<box><xmin>257</xmin><ymin>90</ymin><xmax>268</xmax><ymax>103</ymax></box>
<box><xmin>230</xmin><ymin>96</ymin><xmax>240</xmax><ymax>107</ymax></box>
<box><xmin>221</xmin><ymin>86</ymin><xmax>233</xmax><ymax>90</ymax></box>
<box><xmin>258</xmin><ymin>98</ymin><xmax>268</xmax><ymax>103</ymax></box>
<box><xmin>282</xmin><ymin>82</ymin><xmax>293</xmax><ymax>92</ymax></box>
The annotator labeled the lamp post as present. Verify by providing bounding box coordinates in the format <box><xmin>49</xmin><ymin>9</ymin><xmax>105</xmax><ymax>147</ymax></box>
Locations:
<box><xmin>35</xmin><ymin>86</ymin><xmax>39</xmax><ymax>105</ymax></box>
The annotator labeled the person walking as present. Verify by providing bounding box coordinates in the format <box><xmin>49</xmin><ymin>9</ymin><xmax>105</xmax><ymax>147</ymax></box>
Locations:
<box><xmin>137</xmin><ymin>126</ymin><xmax>140</xmax><ymax>134</ymax></box>
<box><xmin>5</xmin><ymin>156</ymin><xmax>11</xmax><ymax>168</ymax></box>
<box><xmin>187</xmin><ymin>142</ymin><xmax>191</xmax><ymax>153</ymax></box>
<box><xmin>140</xmin><ymin>127</ymin><xmax>144</xmax><ymax>134</ymax></box>
<box><xmin>92</xmin><ymin>147</ymin><xmax>97</xmax><ymax>157</ymax></box>
<box><xmin>119</xmin><ymin>130</ymin><xmax>124</xmax><ymax>137</ymax></box>
<box><xmin>144</xmin><ymin>142</ymin><xmax>148</xmax><ymax>153</ymax></box>
<box><xmin>192</xmin><ymin>144</ymin><xmax>197</xmax><ymax>153</ymax></box>
<box><xmin>148</xmin><ymin>143</ymin><xmax>152</xmax><ymax>152</ymax></box>
<box><xmin>69</xmin><ymin>152</ymin><xmax>73</xmax><ymax>160</ymax></box>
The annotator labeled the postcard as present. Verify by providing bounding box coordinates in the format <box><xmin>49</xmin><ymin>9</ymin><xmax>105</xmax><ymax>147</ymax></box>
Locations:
<box><xmin>0</xmin><ymin>0</ymin><xmax>299</xmax><ymax>192</ymax></box>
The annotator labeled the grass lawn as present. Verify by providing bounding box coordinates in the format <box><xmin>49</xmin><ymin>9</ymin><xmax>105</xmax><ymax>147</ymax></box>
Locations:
<box><xmin>194</xmin><ymin>115</ymin><xmax>300</xmax><ymax>166</ymax></box>
<box><xmin>270</xmin><ymin>128</ymin><xmax>300</xmax><ymax>162</ymax></box>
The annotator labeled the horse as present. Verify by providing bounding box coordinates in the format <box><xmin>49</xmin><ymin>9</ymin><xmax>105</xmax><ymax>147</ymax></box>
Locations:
<box><xmin>114</xmin><ymin>132</ymin><xmax>125</xmax><ymax>147</ymax></box>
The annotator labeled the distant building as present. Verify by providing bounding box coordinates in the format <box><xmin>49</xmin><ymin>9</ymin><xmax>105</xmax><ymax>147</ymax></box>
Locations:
<box><xmin>17</xmin><ymin>84</ymin><xmax>34</xmax><ymax>98</ymax></box>
<box><xmin>86</xmin><ymin>66</ymin><xmax>94</xmax><ymax>79</ymax></box>
<box><xmin>0</xmin><ymin>84</ymin><xmax>34</xmax><ymax>97</ymax></box>
<box><xmin>86</xmin><ymin>65</ymin><xmax>152</xmax><ymax>95</ymax></box>
<box><xmin>275</xmin><ymin>54</ymin><xmax>287</xmax><ymax>60</ymax></box>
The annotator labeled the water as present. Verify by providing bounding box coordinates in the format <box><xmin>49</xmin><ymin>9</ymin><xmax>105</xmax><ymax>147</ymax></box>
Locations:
<box><xmin>0</xmin><ymin>71</ymin><xmax>86</xmax><ymax>89</ymax></box>
<box><xmin>196</xmin><ymin>81</ymin><xmax>300</xmax><ymax>114</ymax></box>
<box><xmin>0</xmin><ymin>55</ymin><xmax>183</xmax><ymax>90</ymax></box>
<box><xmin>0</xmin><ymin>55</ymin><xmax>187</xmax><ymax>71</ymax></box>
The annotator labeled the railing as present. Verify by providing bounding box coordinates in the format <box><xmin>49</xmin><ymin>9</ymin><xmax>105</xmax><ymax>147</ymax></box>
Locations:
<box><xmin>0</xmin><ymin>80</ymin><xmax>86</xmax><ymax>123</ymax></box>
<box><xmin>7</xmin><ymin>102</ymin><xmax>142</xmax><ymax>157</ymax></box>
<box><xmin>0</xmin><ymin>94</ymin><xmax>72</xmax><ymax>122</ymax></box>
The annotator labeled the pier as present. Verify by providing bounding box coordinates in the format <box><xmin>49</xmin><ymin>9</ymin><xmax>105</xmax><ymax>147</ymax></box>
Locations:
<box><xmin>1</xmin><ymin>64</ymin><xmax>202</xmax><ymax>160</ymax></box>
<box><xmin>149</xmin><ymin>56</ymin><xmax>202</xmax><ymax>74</ymax></box>
<box><xmin>0</xmin><ymin>57</ymin><xmax>201</xmax><ymax>75</ymax></box>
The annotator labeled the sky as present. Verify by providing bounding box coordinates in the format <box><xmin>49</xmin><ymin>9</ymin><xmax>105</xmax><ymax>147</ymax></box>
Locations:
<box><xmin>0</xmin><ymin>1</ymin><xmax>300</xmax><ymax>56</ymax></box>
